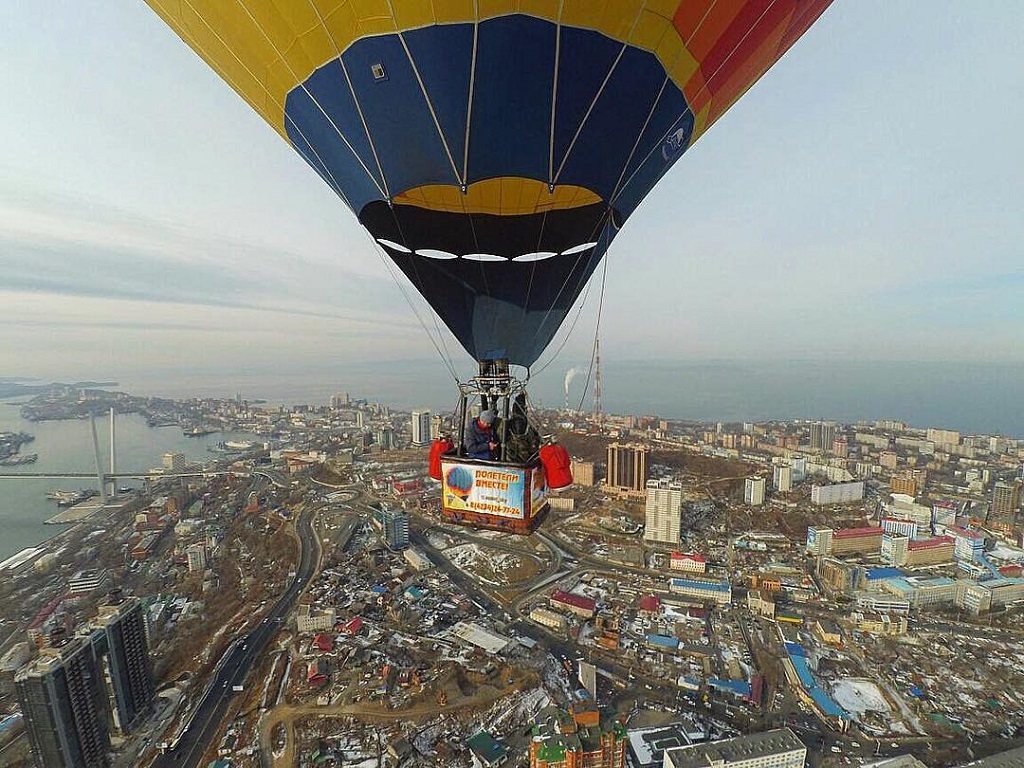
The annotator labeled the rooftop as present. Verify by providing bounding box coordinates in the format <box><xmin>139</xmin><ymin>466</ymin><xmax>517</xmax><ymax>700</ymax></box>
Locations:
<box><xmin>551</xmin><ymin>590</ymin><xmax>597</xmax><ymax>611</ymax></box>
<box><xmin>665</xmin><ymin>728</ymin><xmax>805</xmax><ymax>768</ymax></box>
<box><xmin>834</xmin><ymin>526</ymin><xmax>883</xmax><ymax>539</ymax></box>
<box><xmin>907</xmin><ymin>536</ymin><xmax>954</xmax><ymax>551</ymax></box>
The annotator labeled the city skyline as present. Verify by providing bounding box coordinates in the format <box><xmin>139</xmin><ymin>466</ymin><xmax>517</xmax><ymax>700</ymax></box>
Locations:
<box><xmin>1</xmin><ymin>2</ymin><xmax>1022</xmax><ymax>386</ymax></box>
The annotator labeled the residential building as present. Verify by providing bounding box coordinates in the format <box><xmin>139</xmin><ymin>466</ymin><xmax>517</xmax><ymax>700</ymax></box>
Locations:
<box><xmin>880</xmin><ymin>518</ymin><xmax>918</xmax><ymax>539</ymax></box>
<box><xmin>809</xmin><ymin>422</ymin><xmax>837</xmax><ymax>453</ymax></box>
<box><xmin>663</xmin><ymin>728</ymin><xmax>805</xmax><ymax>768</ymax></box>
<box><xmin>830</xmin><ymin>526</ymin><xmax>883</xmax><ymax>556</ymax></box>
<box><xmin>162</xmin><ymin>452</ymin><xmax>185</xmax><ymax>472</ymax></box>
<box><xmin>605</xmin><ymin>443</ymin><xmax>648</xmax><ymax>495</ymax></box>
<box><xmin>816</xmin><ymin>558</ymin><xmax>859</xmax><ymax>594</ymax></box>
<box><xmin>926</xmin><ymin>428</ymin><xmax>960</xmax><ymax>448</ymax></box>
<box><xmin>411</xmin><ymin>409</ymin><xmax>431</xmax><ymax>446</ymax></box>
<box><xmin>805</xmin><ymin>527</ymin><xmax>833</xmax><ymax>557</ymax></box>
<box><xmin>904</xmin><ymin>536</ymin><xmax>955</xmax><ymax>567</ymax></box>
<box><xmin>744</xmin><ymin>477</ymin><xmax>766</xmax><ymax>506</ymax></box>
<box><xmin>890</xmin><ymin>470</ymin><xmax>918</xmax><ymax>497</ymax></box>
<box><xmin>89</xmin><ymin>597</ymin><xmax>155</xmax><ymax>734</ymax></box>
<box><xmin>990</xmin><ymin>481</ymin><xmax>1021</xmax><ymax>532</ymax></box>
<box><xmin>773</xmin><ymin>465</ymin><xmax>792</xmax><ymax>493</ymax></box>
<box><xmin>530</xmin><ymin>703</ymin><xmax>627</xmax><ymax>768</ymax></box>
<box><xmin>571</xmin><ymin>460</ymin><xmax>595</xmax><ymax>486</ymax></box>
<box><xmin>644</xmin><ymin>480</ymin><xmax>682</xmax><ymax>545</ymax></box>
<box><xmin>810</xmin><ymin>481</ymin><xmax>864</xmax><ymax>506</ymax></box>
<box><xmin>185</xmin><ymin>544</ymin><xmax>207</xmax><ymax>573</ymax></box>
<box><xmin>16</xmin><ymin>640</ymin><xmax>110</xmax><ymax>768</ymax></box>
<box><xmin>381</xmin><ymin>506</ymin><xmax>410</xmax><ymax>551</ymax></box>
<box><xmin>376</xmin><ymin>426</ymin><xmax>395</xmax><ymax>451</ymax></box>
<box><xmin>296</xmin><ymin>604</ymin><xmax>336</xmax><ymax>632</ymax></box>
<box><xmin>880</xmin><ymin>534</ymin><xmax>909</xmax><ymax>567</ymax></box>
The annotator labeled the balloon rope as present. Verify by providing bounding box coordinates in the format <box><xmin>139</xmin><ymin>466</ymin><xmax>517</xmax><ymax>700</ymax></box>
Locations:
<box><xmin>363</xmin><ymin>233</ymin><xmax>462</xmax><ymax>384</ymax></box>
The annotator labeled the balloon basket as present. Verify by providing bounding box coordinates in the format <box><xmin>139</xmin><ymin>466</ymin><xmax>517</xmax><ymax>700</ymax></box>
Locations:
<box><xmin>438</xmin><ymin>455</ymin><xmax>548</xmax><ymax>535</ymax></box>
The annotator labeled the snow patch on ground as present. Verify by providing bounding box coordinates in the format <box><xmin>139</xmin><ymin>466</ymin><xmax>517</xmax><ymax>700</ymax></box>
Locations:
<box><xmin>443</xmin><ymin>543</ymin><xmax>523</xmax><ymax>585</ymax></box>
<box><xmin>831</xmin><ymin>678</ymin><xmax>891</xmax><ymax>716</ymax></box>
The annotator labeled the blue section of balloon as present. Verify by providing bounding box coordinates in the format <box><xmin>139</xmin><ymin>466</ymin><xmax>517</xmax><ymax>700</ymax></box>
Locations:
<box><xmin>282</xmin><ymin>15</ymin><xmax>693</xmax><ymax>219</ymax></box>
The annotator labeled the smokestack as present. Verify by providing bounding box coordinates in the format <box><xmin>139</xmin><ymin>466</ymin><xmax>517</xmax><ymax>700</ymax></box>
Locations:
<box><xmin>563</xmin><ymin>368</ymin><xmax>580</xmax><ymax>412</ymax></box>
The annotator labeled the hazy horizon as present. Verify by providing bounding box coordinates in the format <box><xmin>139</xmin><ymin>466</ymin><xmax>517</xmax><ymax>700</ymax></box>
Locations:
<box><xmin>2</xmin><ymin>2</ymin><xmax>1023</xmax><ymax>380</ymax></box>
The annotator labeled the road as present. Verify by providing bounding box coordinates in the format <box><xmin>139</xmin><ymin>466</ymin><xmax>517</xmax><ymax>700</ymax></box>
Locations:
<box><xmin>153</xmin><ymin>503</ymin><xmax>321</xmax><ymax>768</ymax></box>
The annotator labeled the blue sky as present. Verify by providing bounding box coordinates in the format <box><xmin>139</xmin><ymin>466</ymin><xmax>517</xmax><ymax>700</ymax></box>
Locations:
<box><xmin>1</xmin><ymin>2</ymin><xmax>1022</xmax><ymax>394</ymax></box>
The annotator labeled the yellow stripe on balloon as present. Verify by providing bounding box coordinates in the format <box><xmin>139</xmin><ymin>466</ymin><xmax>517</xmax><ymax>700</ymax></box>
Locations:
<box><xmin>145</xmin><ymin>0</ymin><xmax>711</xmax><ymax>141</ymax></box>
<box><xmin>393</xmin><ymin>178</ymin><xmax>601</xmax><ymax>215</ymax></box>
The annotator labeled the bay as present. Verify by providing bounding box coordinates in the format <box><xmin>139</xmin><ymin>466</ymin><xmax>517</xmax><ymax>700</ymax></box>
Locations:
<box><xmin>0</xmin><ymin>403</ymin><xmax>254</xmax><ymax>562</ymax></box>
<box><xmin>4</xmin><ymin>358</ymin><xmax>1023</xmax><ymax>561</ymax></box>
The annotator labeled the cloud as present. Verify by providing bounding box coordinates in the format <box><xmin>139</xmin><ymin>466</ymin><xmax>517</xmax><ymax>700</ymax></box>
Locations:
<box><xmin>0</xmin><ymin>185</ymin><xmax>422</xmax><ymax>331</ymax></box>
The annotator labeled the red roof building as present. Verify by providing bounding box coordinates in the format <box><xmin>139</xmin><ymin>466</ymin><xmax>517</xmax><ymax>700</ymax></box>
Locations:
<box><xmin>307</xmin><ymin>659</ymin><xmax>328</xmax><ymax>686</ymax></box>
<box><xmin>340</xmin><ymin>617</ymin><xmax>363</xmax><ymax>635</ymax></box>
<box><xmin>669</xmin><ymin>552</ymin><xmax>707</xmax><ymax>573</ymax></box>
<box><xmin>834</xmin><ymin>526</ymin><xmax>884</xmax><ymax>539</ymax></box>
<box><xmin>638</xmin><ymin>595</ymin><xmax>661</xmax><ymax>614</ymax></box>
<box><xmin>312</xmin><ymin>633</ymin><xmax>334</xmax><ymax>652</ymax></box>
<box><xmin>907</xmin><ymin>536</ymin><xmax>955</xmax><ymax>550</ymax></box>
<box><xmin>550</xmin><ymin>590</ymin><xmax>596</xmax><ymax>619</ymax></box>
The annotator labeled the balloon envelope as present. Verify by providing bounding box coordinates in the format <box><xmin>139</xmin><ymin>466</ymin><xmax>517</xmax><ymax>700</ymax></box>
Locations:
<box><xmin>147</xmin><ymin>0</ymin><xmax>832</xmax><ymax>366</ymax></box>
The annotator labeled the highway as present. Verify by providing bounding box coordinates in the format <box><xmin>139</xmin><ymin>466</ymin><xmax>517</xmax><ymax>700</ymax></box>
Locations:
<box><xmin>153</xmin><ymin>502</ymin><xmax>321</xmax><ymax>768</ymax></box>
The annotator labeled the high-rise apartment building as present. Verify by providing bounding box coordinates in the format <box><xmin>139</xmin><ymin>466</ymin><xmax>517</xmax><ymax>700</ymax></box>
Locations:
<box><xmin>161</xmin><ymin>452</ymin><xmax>185</xmax><ymax>472</ymax></box>
<box><xmin>16</xmin><ymin>639</ymin><xmax>110</xmax><ymax>768</ymax></box>
<box><xmin>605</xmin><ymin>443</ymin><xmax>648</xmax><ymax>494</ymax></box>
<box><xmin>644</xmin><ymin>480</ymin><xmax>682</xmax><ymax>544</ymax></box>
<box><xmin>570</xmin><ymin>460</ymin><xmax>595</xmax><ymax>486</ymax></box>
<box><xmin>809</xmin><ymin>422</ymin><xmax>837</xmax><ymax>453</ymax></box>
<box><xmin>89</xmin><ymin>598</ymin><xmax>155</xmax><ymax>735</ymax></box>
<box><xmin>376</xmin><ymin>426</ymin><xmax>395</xmax><ymax>451</ymax></box>
<box><xmin>744</xmin><ymin>477</ymin><xmax>766</xmax><ymax>506</ymax></box>
<box><xmin>381</xmin><ymin>506</ymin><xmax>410</xmax><ymax>551</ymax></box>
<box><xmin>411</xmin><ymin>409</ymin><xmax>431</xmax><ymax>446</ymax></box>
<box><xmin>529</xmin><ymin>702</ymin><xmax>627</xmax><ymax>768</ymax></box>
<box><xmin>186</xmin><ymin>544</ymin><xmax>207</xmax><ymax>574</ymax></box>
<box><xmin>991</xmin><ymin>481</ymin><xmax>1021</xmax><ymax>530</ymax></box>
<box><xmin>773</xmin><ymin>465</ymin><xmax>792</xmax><ymax>493</ymax></box>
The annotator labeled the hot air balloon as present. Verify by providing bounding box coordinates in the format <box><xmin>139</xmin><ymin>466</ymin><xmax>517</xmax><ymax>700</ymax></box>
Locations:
<box><xmin>145</xmin><ymin>0</ymin><xmax>833</xmax><ymax>532</ymax></box>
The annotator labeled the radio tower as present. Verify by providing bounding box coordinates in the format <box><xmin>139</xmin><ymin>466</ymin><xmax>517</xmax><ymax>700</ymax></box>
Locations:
<box><xmin>592</xmin><ymin>338</ymin><xmax>603</xmax><ymax>428</ymax></box>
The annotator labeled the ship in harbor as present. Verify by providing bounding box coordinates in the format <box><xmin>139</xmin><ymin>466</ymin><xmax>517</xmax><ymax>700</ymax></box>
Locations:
<box><xmin>45</xmin><ymin>489</ymin><xmax>99</xmax><ymax>507</ymax></box>
<box><xmin>183</xmin><ymin>425</ymin><xmax>218</xmax><ymax>437</ymax></box>
<box><xmin>207</xmin><ymin>440</ymin><xmax>259</xmax><ymax>454</ymax></box>
<box><xmin>0</xmin><ymin>452</ymin><xmax>38</xmax><ymax>466</ymax></box>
